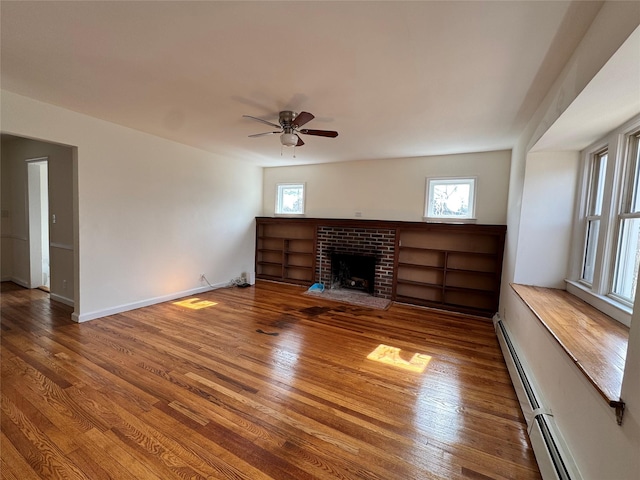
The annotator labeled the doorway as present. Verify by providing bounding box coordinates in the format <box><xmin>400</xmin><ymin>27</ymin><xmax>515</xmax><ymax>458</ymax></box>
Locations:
<box><xmin>26</xmin><ymin>158</ymin><xmax>49</xmax><ymax>290</ymax></box>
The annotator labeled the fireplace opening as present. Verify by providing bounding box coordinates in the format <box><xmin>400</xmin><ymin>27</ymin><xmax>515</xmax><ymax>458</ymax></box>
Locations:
<box><xmin>331</xmin><ymin>253</ymin><xmax>376</xmax><ymax>294</ymax></box>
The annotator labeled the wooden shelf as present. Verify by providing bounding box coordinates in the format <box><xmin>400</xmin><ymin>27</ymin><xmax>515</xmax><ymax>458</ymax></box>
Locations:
<box><xmin>399</xmin><ymin>245</ymin><xmax>498</xmax><ymax>256</ymax></box>
<box><xmin>446</xmin><ymin>267</ymin><xmax>496</xmax><ymax>275</ymax></box>
<box><xmin>396</xmin><ymin>279</ymin><xmax>443</xmax><ymax>289</ymax></box>
<box><xmin>256</xmin><ymin>218</ymin><xmax>317</xmax><ymax>286</ymax></box>
<box><xmin>396</xmin><ymin>246</ymin><xmax>443</xmax><ymax>253</ymax></box>
<box><xmin>444</xmin><ymin>284</ymin><xmax>495</xmax><ymax>294</ymax></box>
<box><xmin>397</xmin><ymin>262</ymin><xmax>444</xmax><ymax>271</ymax></box>
<box><xmin>256</xmin><ymin>273</ymin><xmax>283</xmax><ymax>282</ymax></box>
<box><xmin>258</xmin><ymin>236</ymin><xmax>314</xmax><ymax>242</ymax></box>
<box><xmin>394</xmin><ymin>225</ymin><xmax>505</xmax><ymax>317</ymax></box>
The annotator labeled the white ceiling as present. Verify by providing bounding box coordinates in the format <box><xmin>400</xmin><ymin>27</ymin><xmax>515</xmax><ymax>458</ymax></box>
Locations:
<box><xmin>532</xmin><ymin>25</ymin><xmax>640</xmax><ymax>152</ymax></box>
<box><xmin>1</xmin><ymin>1</ymin><xmax>604</xmax><ymax>166</ymax></box>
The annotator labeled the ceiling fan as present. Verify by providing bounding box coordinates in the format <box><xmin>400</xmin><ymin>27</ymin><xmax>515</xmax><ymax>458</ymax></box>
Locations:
<box><xmin>243</xmin><ymin>110</ymin><xmax>338</xmax><ymax>147</ymax></box>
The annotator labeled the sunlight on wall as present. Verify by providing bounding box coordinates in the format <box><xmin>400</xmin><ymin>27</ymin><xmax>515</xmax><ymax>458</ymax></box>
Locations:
<box><xmin>173</xmin><ymin>298</ymin><xmax>218</xmax><ymax>309</ymax></box>
<box><xmin>366</xmin><ymin>344</ymin><xmax>431</xmax><ymax>373</ymax></box>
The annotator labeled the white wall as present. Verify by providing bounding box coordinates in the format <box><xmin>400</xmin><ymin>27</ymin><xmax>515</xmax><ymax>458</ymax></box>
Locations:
<box><xmin>619</xmin><ymin>299</ymin><xmax>640</xmax><ymax>476</ymax></box>
<box><xmin>505</xmin><ymin>286</ymin><xmax>637</xmax><ymax>479</ymax></box>
<box><xmin>263</xmin><ymin>150</ymin><xmax>511</xmax><ymax>224</ymax></box>
<box><xmin>514</xmin><ymin>151</ymin><xmax>579</xmax><ymax>288</ymax></box>
<box><xmin>1</xmin><ymin>91</ymin><xmax>262</xmax><ymax>321</ymax></box>
<box><xmin>501</xmin><ymin>3</ymin><xmax>640</xmax><ymax>479</ymax></box>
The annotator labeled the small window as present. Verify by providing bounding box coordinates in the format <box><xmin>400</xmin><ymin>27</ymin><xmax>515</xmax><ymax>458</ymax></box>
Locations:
<box><xmin>275</xmin><ymin>183</ymin><xmax>305</xmax><ymax>215</ymax></box>
<box><xmin>424</xmin><ymin>177</ymin><xmax>476</xmax><ymax>221</ymax></box>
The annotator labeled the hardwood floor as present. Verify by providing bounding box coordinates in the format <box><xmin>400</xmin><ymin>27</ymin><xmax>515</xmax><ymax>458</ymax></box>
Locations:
<box><xmin>1</xmin><ymin>280</ymin><xmax>541</xmax><ymax>480</ymax></box>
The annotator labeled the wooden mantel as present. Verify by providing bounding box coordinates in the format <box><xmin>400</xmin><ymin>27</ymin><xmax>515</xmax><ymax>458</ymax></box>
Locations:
<box><xmin>256</xmin><ymin>216</ymin><xmax>507</xmax><ymax>232</ymax></box>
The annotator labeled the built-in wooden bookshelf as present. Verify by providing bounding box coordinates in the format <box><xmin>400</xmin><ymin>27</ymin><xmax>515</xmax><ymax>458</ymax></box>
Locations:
<box><xmin>256</xmin><ymin>218</ymin><xmax>316</xmax><ymax>285</ymax></box>
<box><xmin>255</xmin><ymin>218</ymin><xmax>506</xmax><ymax>317</ymax></box>
<box><xmin>394</xmin><ymin>225</ymin><xmax>506</xmax><ymax>316</ymax></box>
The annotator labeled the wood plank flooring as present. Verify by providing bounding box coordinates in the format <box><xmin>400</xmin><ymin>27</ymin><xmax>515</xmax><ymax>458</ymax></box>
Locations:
<box><xmin>1</xmin><ymin>280</ymin><xmax>541</xmax><ymax>480</ymax></box>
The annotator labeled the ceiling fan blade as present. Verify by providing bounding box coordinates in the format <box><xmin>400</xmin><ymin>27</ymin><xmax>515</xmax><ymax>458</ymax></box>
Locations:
<box><xmin>299</xmin><ymin>129</ymin><xmax>339</xmax><ymax>138</ymax></box>
<box><xmin>292</xmin><ymin>111</ymin><xmax>315</xmax><ymax>128</ymax></box>
<box><xmin>243</xmin><ymin>115</ymin><xmax>281</xmax><ymax>129</ymax></box>
<box><xmin>248</xmin><ymin>131</ymin><xmax>281</xmax><ymax>138</ymax></box>
<box><xmin>296</xmin><ymin>135</ymin><xmax>305</xmax><ymax>147</ymax></box>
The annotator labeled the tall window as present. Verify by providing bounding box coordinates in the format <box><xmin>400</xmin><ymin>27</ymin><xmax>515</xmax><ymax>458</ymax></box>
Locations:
<box><xmin>275</xmin><ymin>183</ymin><xmax>305</xmax><ymax>215</ymax></box>
<box><xmin>581</xmin><ymin>150</ymin><xmax>607</xmax><ymax>284</ymax></box>
<box><xmin>570</xmin><ymin>116</ymin><xmax>640</xmax><ymax>322</ymax></box>
<box><xmin>611</xmin><ymin>132</ymin><xmax>640</xmax><ymax>304</ymax></box>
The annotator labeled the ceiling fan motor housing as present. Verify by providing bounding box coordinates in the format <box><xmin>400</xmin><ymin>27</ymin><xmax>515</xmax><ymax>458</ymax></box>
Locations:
<box><xmin>279</xmin><ymin>112</ymin><xmax>299</xmax><ymax>146</ymax></box>
<box><xmin>279</xmin><ymin>111</ymin><xmax>296</xmax><ymax>127</ymax></box>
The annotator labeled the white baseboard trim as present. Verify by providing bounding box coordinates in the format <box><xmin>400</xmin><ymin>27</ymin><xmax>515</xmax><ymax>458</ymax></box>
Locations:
<box><xmin>9</xmin><ymin>277</ymin><xmax>30</xmax><ymax>288</ymax></box>
<box><xmin>73</xmin><ymin>282</ymin><xmax>229</xmax><ymax>323</ymax></box>
<box><xmin>1</xmin><ymin>275</ymin><xmax>13</xmax><ymax>282</ymax></box>
<box><xmin>50</xmin><ymin>292</ymin><xmax>74</xmax><ymax>307</ymax></box>
<box><xmin>50</xmin><ymin>242</ymin><xmax>74</xmax><ymax>251</ymax></box>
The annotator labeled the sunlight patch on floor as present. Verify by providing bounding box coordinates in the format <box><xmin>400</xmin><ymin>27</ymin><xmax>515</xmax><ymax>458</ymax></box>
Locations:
<box><xmin>366</xmin><ymin>344</ymin><xmax>431</xmax><ymax>373</ymax></box>
<box><xmin>173</xmin><ymin>298</ymin><xmax>218</xmax><ymax>309</ymax></box>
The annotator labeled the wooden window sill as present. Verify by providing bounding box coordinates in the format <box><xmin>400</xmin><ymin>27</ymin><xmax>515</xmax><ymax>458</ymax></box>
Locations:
<box><xmin>510</xmin><ymin>283</ymin><xmax>629</xmax><ymax>410</ymax></box>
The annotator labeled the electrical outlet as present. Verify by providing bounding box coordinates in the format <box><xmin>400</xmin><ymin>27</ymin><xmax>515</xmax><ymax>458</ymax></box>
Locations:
<box><xmin>62</xmin><ymin>280</ymin><xmax>67</xmax><ymax>290</ymax></box>
<box><xmin>200</xmin><ymin>273</ymin><xmax>205</xmax><ymax>281</ymax></box>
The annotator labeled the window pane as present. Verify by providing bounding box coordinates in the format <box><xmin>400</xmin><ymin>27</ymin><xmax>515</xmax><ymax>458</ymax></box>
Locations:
<box><xmin>589</xmin><ymin>152</ymin><xmax>607</xmax><ymax>216</ymax></box>
<box><xmin>628</xmin><ymin>134</ymin><xmax>640</xmax><ymax>213</ymax></box>
<box><xmin>276</xmin><ymin>184</ymin><xmax>304</xmax><ymax>214</ymax></box>
<box><xmin>582</xmin><ymin>219</ymin><xmax>600</xmax><ymax>284</ymax></box>
<box><xmin>426</xmin><ymin>178</ymin><xmax>475</xmax><ymax>219</ymax></box>
<box><xmin>433</xmin><ymin>184</ymin><xmax>469</xmax><ymax>217</ymax></box>
<box><xmin>612</xmin><ymin>217</ymin><xmax>640</xmax><ymax>302</ymax></box>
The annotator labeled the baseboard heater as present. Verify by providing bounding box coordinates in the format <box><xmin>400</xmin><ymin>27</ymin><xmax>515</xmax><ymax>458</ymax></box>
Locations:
<box><xmin>493</xmin><ymin>315</ymin><xmax>581</xmax><ymax>480</ymax></box>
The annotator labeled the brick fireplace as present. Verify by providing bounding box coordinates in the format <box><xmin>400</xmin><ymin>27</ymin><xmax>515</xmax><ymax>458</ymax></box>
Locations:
<box><xmin>316</xmin><ymin>226</ymin><xmax>395</xmax><ymax>299</ymax></box>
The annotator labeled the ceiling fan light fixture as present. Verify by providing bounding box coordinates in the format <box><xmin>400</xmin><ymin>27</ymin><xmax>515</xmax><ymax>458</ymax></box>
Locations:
<box><xmin>280</xmin><ymin>132</ymin><xmax>298</xmax><ymax>147</ymax></box>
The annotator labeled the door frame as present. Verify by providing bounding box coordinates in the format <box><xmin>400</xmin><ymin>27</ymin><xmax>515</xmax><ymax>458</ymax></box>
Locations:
<box><xmin>26</xmin><ymin>156</ymin><xmax>49</xmax><ymax>289</ymax></box>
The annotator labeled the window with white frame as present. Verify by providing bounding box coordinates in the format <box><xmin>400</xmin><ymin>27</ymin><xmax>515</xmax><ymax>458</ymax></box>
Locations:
<box><xmin>572</xmin><ymin>116</ymin><xmax>640</xmax><ymax>316</ymax></box>
<box><xmin>611</xmin><ymin>131</ymin><xmax>640</xmax><ymax>304</ymax></box>
<box><xmin>425</xmin><ymin>177</ymin><xmax>476</xmax><ymax>221</ymax></box>
<box><xmin>275</xmin><ymin>183</ymin><xmax>305</xmax><ymax>215</ymax></box>
<box><xmin>581</xmin><ymin>149</ymin><xmax>607</xmax><ymax>284</ymax></box>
